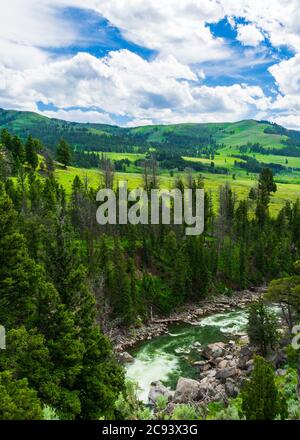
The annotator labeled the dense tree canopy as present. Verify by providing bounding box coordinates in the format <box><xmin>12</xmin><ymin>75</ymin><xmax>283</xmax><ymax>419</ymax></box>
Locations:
<box><xmin>1</xmin><ymin>127</ymin><xmax>300</xmax><ymax>420</ymax></box>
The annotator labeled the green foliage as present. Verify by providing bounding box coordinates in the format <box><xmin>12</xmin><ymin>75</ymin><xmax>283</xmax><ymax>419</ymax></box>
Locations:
<box><xmin>25</xmin><ymin>135</ymin><xmax>39</xmax><ymax>170</ymax></box>
<box><xmin>2</xmin><ymin>122</ymin><xmax>300</xmax><ymax>421</ymax></box>
<box><xmin>0</xmin><ymin>371</ymin><xmax>42</xmax><ymax>420</ymax></box>
<box><xmin>155</xmin><ymin>395</ymin><xmax>168</xmax><ymax>412</ymax></box>
<box><xmin>0</xmin><ymin>182</ymin><xmax>124</xmax><ymax>420</ymax></box>
<box><xmin>171</xmin><ymin>404</ymin><xmax>199</xmax><ymax>420</ymax></box>
<box><xmin>56</xmin><ymin>139</ymin><xmax>72</xmax><ymax>168</ymax></box>
<box><xmin>266</xmin><ymin>274</ymin><xmax>300</xmax><ymax>329</ymax></box>
<box><xmin>285</xmin><ymin>345</ymin><xmax>299</xmax><ymax>369</ymax></box>
<box><xmin>42</xmin><ymin>405</ymin><xmax>60</xmax><ymax>420</ymax></box>
<box><xmin>255</xmin><ymin>168</ymin><xmax>277</xmax><ymax>226</ymax></box>
<box><xmin>213</xmin><ymin>401</ymin><xmax>242</xmax><ymax>420</ymax></box>
<box><xmin>240</xmin><ymin>356</ymin><xmax>288</xmax><ymax>420</ymax></box>
<box><xmin>276</xmin><ymin>369</ymin><xmax>300</xmax><ymax>420</ymax></box>
<box><xmin>115</xmin><ymin>380</ymin><xmax>145</xmax><ymax>420</ymax></box>
<box><xmin>246</xmin><ymin>301</ymin><xmax>279</xmax><ymax>355</ymax></box>
<box><xmin>154</xmin><ymin>395</ymin><xmax>170</xmax><ymax>420</ymax></box>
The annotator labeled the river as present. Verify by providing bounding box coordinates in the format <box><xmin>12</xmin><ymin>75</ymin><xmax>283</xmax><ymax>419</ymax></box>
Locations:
<box><xmin>126</xmin><ymin>308</ymin><xmax>250</xmax><ymax>402</ymax></box>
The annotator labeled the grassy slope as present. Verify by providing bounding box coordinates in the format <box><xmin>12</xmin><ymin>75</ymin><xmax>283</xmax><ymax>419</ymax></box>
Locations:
<box><xmin>0</xmin><ymin>109</ymin><xmax>292</xmax><ymax>150</ymax></box>
<box><xmin>130</xmin><ymin>120</ymin><xmax>287</xmax><ymax>149</ymax></box>
<box><xmin>215</xmin><ymin>120</ymin><xmax>287</xmax><ymax>149</ymax></box>
<box><xmin>55</xmin><ymin>166</ymin><xmax>299</xmax><ymax>216</ymax></box>
<box><xmin>1</xmin><ymin>108</ymin><xmax>299</xmax><ymax>214</ymax></box>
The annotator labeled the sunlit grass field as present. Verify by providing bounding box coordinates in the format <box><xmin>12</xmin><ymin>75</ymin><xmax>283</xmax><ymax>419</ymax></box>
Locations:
<box><xmin>55</xmin><ymin>165</ymin><xmax>300</xmax><ymax>216</ymax></box>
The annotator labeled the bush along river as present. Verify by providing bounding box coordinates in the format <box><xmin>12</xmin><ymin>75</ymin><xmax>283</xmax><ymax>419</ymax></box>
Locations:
<box><xmin>116</xmin><ymin>288</ymin><xmax>283</xmax><ymax>405</ymax></box>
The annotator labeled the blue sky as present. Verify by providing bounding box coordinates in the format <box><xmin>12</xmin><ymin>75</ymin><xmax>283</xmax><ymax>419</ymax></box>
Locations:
<box><xmin>1</xmin><ymin>1</ymin><xmax>300</xmax><ymax>129</ymax></box>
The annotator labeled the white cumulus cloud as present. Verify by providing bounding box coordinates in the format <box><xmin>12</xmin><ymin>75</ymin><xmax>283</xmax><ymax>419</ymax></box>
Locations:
<box><xmin>0</xmin><ymin>0</ymin><xmax>300</xmax><ymax>127</ymax></box>
<box><xmin>0</xmin><ymin>49</ymin><xmax>270</xmax><ymax>125</ymax></box>
<box><xmin>236</xmin><ymin>24</ymin><xmax>264</xmax><ymax>47</ymax></box>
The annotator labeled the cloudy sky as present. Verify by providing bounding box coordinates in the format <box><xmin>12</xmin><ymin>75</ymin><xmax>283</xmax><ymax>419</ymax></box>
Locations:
<box><xmin>1</xmin><ymin>0</ymin><xmax>300</xmax><ymax>128</ymax></box>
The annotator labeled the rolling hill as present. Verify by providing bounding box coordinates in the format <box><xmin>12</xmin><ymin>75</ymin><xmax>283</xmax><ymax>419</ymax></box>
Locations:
<box><xmin>1</xmin><ymin>107</ymin><xmax>300</xmax><ymax>214</ymax></box>
<box><xmin>0</xmin><ymin>108</ymin><xmax>299</xmax><ymax>154</ymax></box>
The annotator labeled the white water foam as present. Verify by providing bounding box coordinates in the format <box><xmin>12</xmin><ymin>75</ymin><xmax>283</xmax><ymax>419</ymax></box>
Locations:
<box><xmin>126</xmin><ymin>305</ymin><xmax>282</xmax><ymax>402</ymax></box>
<box><xmin>126</xmin><ymin>346</ymin><xmax>179</xmax><ymax>402</ymax></box>
<box><xmin>196</xmin><ymin>311</ymin><xmax>248</xmax><ymax>335</ymax></box>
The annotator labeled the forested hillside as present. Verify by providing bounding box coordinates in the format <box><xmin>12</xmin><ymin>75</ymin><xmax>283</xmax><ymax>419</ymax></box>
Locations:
<box><xmin>1</xmin><ymin>126</ymin><xmax>300</xmax><ymax>419</ymax></box>
<box><xmin>0</xmin><ymin>108</ymin><xmax>299</xmax><ymax>154</ymax></box>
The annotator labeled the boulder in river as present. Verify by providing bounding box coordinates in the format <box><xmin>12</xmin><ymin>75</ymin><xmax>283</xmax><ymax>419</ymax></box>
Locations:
<box><xmin>117</xmin><ymin>351</ymin><xmax>134</xmax><ymax>364</ymax></box>
<box><xmin>173</xmin><ymin>377</ymin><xmax>202</xmax><ymax>403</ymax></box>
<box><xmin>202</xmin><ymin>342</ymin><xmax>226</xmax><ymax>359</ymax></box>
<box><xmin>148</xmin><ymin>381</ymin><xmax>174</xmax><ymax>405</ymax></box>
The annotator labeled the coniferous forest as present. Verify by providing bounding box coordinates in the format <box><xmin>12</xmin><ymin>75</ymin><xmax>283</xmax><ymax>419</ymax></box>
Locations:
<box><xmin>2</xmin><ymin>1</ymin><xmax>300</xmax><ymax>426</ymax></box>
<box><xmin>1</xmin><ymin>126</ymin><xmax>300</xmax><ymax>422</ymax></box>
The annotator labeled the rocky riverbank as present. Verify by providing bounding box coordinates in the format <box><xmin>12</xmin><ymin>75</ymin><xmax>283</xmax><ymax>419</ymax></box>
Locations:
<box><xmin>148</xmin><ymin>337</ymin><xmax>254</xmax><ymax>407</ymax></box>
<box><xmin>148</xmin><ymin>335</ymin><xmax>289</xmax><ymax>411</ymax></box>
<box><xmin>113</xmin><ymin>286</ymin><xmax>267</xmax><ymax>355</ymax></box>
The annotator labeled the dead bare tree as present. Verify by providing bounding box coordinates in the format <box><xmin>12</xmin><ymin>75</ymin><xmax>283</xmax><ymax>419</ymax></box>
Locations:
<box><xmin>143</xmin><ymin>155</ymin><xmax>159</xmax><ymax>192</ymax></box>
<box><xmin>99</xmin><ymin>155</ymin><xmax>115</xmax><ymax>189</ymax></box>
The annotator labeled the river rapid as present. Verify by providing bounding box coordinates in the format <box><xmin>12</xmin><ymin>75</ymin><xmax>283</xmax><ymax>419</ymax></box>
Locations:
<box><xmin>126</xmin><ymin>308</ymin><xmax>250</xmax><ymax>402</ymax></box>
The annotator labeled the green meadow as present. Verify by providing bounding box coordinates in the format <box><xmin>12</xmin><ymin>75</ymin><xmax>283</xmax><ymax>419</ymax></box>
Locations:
<box><xmin>55</xmin><ymin>165</ymin><xmax>300</xmax><ymax>216</ymax></box>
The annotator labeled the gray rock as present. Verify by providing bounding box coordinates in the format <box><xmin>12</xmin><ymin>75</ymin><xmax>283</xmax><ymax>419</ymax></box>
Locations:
<box><xmin>218</xmin><ymin>360</ymin><xmax>228</xmax><ymax>369</ymax></box>
<box><xmin>237</xmin><ymin>358</ymin><xmax>248</xmax><ymax>370</ymax></box>
<box><xmin>276</xmin><ymin>369</ymin><xmax>287</xmax><ymax>377</ymax></box>
<box><xmin>246</xmin><ymin>360</ymin><xmax>254</xmax><ymax>374</ymax></box>
<box><xmin>117</xmin><ymin>351</ymin><xmax>134</xmax><ymax>364</ymax></box>
<box><xmin>239</xmin><ymin>346</ymin><xmax>253</xmax><ymax>359</ymax></box>
<box><xmin>212</xmin><ymin>384</ymin><xmax>226</xmax><ymax>401</ymax></box>
<box><xmin>206</xmin><ymin>369</ymin><xmax>217</xmax><ymax>378</ymax></box>
<box><xmin>228</xmin><ymin>359</ymin><xmax>238</xmax><ymax>368</ymax></box>
<box><xmin>173</xmin><ymin>377</ymin><xmax>202</xmax><ymax>403</ymax></box>
<box><xmin>225</xmin><ymin>378</ymin><xmax>239</xmax><ymax>398</ymax></box>
<box><xmin>198</xmin><ymin>377</ymin><xmax>215</xmax><ymax>400</ymax></box>
<box><xmin>268</xmin><ymin>350</ymin><xmax>288</xmax><ymax>368</ymax></box>
<box><xmin>216</xmin><ymin>367</ymin><xmax>238</xmax><ymax>383</ymax></box>
<box><xmin>203</xmin><ymin>342</ymin><xmax>226</xmax><ymax>359</ymax></box>
<box><xmin>213</xmin><ymin>357</ymin><xmax>224</xmax><ymax>365</ymax></box>
<box><xmin>148</xmin><ymin>381</ymin><xmax>173</xmax><ymax>406</ymax></box>
<box><xmin>203</xmin><ymin>363</ymin><xmax>211</xmax><ymax>372</ymax></box>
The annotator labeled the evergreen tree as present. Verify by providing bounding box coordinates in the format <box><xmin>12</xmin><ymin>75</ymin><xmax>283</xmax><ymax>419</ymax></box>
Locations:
<box><xmin>266</xmin><ymin>260</ymin><xmax>300</xmax><ymax>331</ymax></box>
<box><xmin>240</xmin><ymin>356</ymin><xmax>287</xmax><ymax>420</ymax></box>
<box><xmin>247</xmin><ymin>301</ymin><xmax>279</xmax><ymax>356</ymax></box>
<box><xmin>1</xmin><ymin>129</ymin><xmax>12</xmax><ymax>151</ymax></box>
<box><xmin>171</xmin><ymin>244</ymin><xmax>190</xmax><ymax>305</ymax></box>
<box><xmin>255</xmin><ymin>168</ymin><xmax>277</xmax><ymax>227</ymax></box>
<box><xmin>187</xmin><ymin>236</ymin><xmax>210</xmax><ymax>297</ymax></box>
<box><xmin>11</xmin><ymin>136</ymin><xmax>25</xmax><ymax>164</ymax></box>
<box><xmin>56</xmin><ymin>139</ymin><xmax>72</xmax><ymax>169</ymax></box>
<box><xmin>110</xmin><ymin>239</ymin><xmax>134</xmax><ymax>325</ymax></box>
<box><xmin>0</xmin><ymin>371</ymin><xmax>42</xmax><ymax>420</ymax></box>
<box><xmin>25</xmin><ymin>135</ymin><xmax>39</xmax><ymax>170</ymax></box>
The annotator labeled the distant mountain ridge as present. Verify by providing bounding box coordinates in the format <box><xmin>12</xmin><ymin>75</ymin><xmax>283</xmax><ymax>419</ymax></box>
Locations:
<box><xmin>0</xmin><ymin>108</ymin><xmax>300</xmax><ymax>155</ymax></box>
